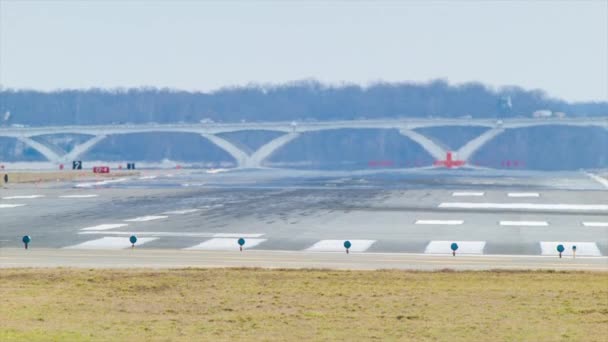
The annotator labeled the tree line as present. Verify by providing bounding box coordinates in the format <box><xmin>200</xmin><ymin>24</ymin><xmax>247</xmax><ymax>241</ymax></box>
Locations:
<box><xmin>1</xmin><ymin>80</ymin><xmax>605</xmax><ymax>126</ymax></box>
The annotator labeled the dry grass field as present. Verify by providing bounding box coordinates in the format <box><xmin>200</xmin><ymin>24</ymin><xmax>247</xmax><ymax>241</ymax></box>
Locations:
<box><xmin>1</xmin><ymin>268</ymin><xmax>607</xmax><ymax>341</ymax></box>
<box><xmin>0</xmin><ymin>171</ymin><xmax>138</xmax><ymax>184</ymax></box>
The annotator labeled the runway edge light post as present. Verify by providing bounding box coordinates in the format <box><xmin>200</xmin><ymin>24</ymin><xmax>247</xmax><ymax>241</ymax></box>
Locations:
<box><xmin>130</xmin><ymin>235</ymin><xmax>137</xmax><ymax>249</ymax></box>
<box><xmin>557</xmin><ymin>244</ymin><xmax>565</xmax><ymax>258</ymax></box>
<box><xmin>344</xmin><ymin>240</ymin><xmax>351</xmax><ymax>254</ymax></box>
<box><xmin>451</xmin><ymin>242</ymin><xmax>459</xmax><ymax>256</ymax></box>
<box><xmin>22</xmin><ymin>235</ymin><xmax>31</xmax><ymax>250</ymax></box>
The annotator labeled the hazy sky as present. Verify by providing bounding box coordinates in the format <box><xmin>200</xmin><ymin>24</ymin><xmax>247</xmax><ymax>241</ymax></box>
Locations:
<box><xmin>1</xmin><ymin>0</ymin><xmax>607</xmax><ymax>101</ymax></box>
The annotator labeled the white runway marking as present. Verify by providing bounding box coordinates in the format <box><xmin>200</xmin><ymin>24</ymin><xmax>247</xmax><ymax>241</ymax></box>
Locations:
<box><xmin>0</xmin><ymin>204</ymin><xmax>26</xmax><ymax>209</ymax></box>
<box><xmin>64</xmin><ymin>237</ymin><xmax>158</xmax><ymax>250</ymax></box>
<box><xmin>425</xmin><ymin>241</ymin><xmax>486</xmax><ymax>254</ymax></box>
<box><xmin>507</xmin><ymin>192</ymin><xmax>540</xmax><ymax>198</ymax></box>
<box><xmin>79</xmin><ymin>231</ymin><xmax>264</xmax><ymax>238</ymax></box>
<box><xmin>2</xmin><ymin>195</ymin><xmax>44</xmax><ymax>200</ymax></box>
<box><xmin>213</xmin><ymin>233</ymin><xmax>265</xmax><ymax>238</ymax></box>
<box><xmin>438</xmin><ymin>202</ymin><xmax>608</xmax><ymax>211</ymax></box>
<box><xmin>452</xmin><ymin>192</ymin><xmax>484</xmax><ymax>197</ymax></box>
<box><xmin>305</xmin><ymin>240</ymin><xmax>376</xmax><ymax>252</ymax></box>
<box><xmin>582</xmin><ymin>222</ymin><xmax>608</xmax><ymax>227</ymax></box>
<box><xmin>124</xmin><ymin>215</ymin><xmax>168</xmax><ymax>222</ymax></box>
<box><xmin>540</xmin><ymin>242</ymin><xmax>602</xmax><ymax>256</ymax></box>
<box><xmin>499</xmin><ymin>221</ymin><xmax>549</xmax><ymax>227</ymax></box>
<box><xmin>59</xmin><ymin>194</ymin><xmax>99</xmax><ymax>198</ymax></box>
<box><xmin>138</xmin><ymin>176</ymin><xmax>157</xmax><ymax>180</ymax></box>
<box><xmin>162</xmin><ymin>209</ymin><xmax>200</xmax><ymax>215</ymax></box>
<box><xmin>75</xmin><ymin>178</ymin><xmax>128</xmax><ymax>188</ymax></box>
<box><xmin>184</xmin><ymin>238</ymin><xmax>266</xmax><ymax>251</ymax></box>
<box><xmin>415</xmin><ymin>220</ymin><xmax>464</xmax><ymax>225</ymax></box>
<box><xmin>80</xmin><ymin>223</ymin><xmax>129</xmax><ymax>231</ymax></box>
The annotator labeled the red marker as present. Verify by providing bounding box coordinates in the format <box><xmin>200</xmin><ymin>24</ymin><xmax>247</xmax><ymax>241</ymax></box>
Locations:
<box><xmin>433</xmin><ymin>152</ymin><xmax>465</xmax><ymax>169</ymax></box>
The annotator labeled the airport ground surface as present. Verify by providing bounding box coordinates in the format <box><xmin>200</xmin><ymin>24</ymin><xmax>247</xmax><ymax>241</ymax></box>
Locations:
<box><xmin>1</xmin><ymin>168</ymin><xmax>607</xmax><ymax>270</ymax></box>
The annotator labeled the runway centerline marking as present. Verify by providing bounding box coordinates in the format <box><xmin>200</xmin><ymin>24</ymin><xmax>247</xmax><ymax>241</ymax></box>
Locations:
<box><xmin>582</xmin><ymin>222</ymin><xmax>608</xmax><ymax>227</ymax></box>
<box><xmin>415</xmin><ymin>220</ymin><xmax>464</xmax><ymax>225</ymax></box>
<box><xmin>507</xmin><ymin>192</ymin><xmax>540</xmax><ymax>198</ymax></box>
<box><xmin>425</xmin><ymin>241</ymin><xmax>486</xmax><ymax>255</ymax></box>
<box><xmin>0</xmin><ymin>204</ymin><xmax>26</xmax><ymax>209</ymax></box>
<box><xmin>438</xmin><ymin>202</ymin><xmax>608</xmax><ymax>211</ymax></box>
<box><xmin>80</xmin><ymin>224</ymin><xmax>129</xmax><ymax>231</ymax></box>
<box><xmin>2</xmin><ymin>195</ymin><xmax>44</xmax><ymax>200</ymax></box>
<box><xmin>452</xmin><ymin>192</ymin><xmax>484</xmax><ymax>197</ymax></box>
<box><xmin>540</xmin><ymin>242</ymin><xmax>602</xmax><ymax>257</ymax></box>
<box><xmin>64</xmin><ymin>237</ymin><xmax>158</xmax><ymax>250</ymax></box>
<box><xmin>124</xmin><ymin>215</ymin><xmax>168</xmax><ymax>222</ymax></box>
<box><xmin>499</xmin><ymin>221</ymin><xmax>549</xmax><ymax>227</ymax></box>
<box><xmin>59</xmin><ymin>194</ymin><xmax>99</xmax><ymax>198</ymax></box>
<box><xmin>184</xmin><ymin>238</ymin><xmax>267</xmax><ymax>251</ymax></box>
<box><xmin>305</xmin><ymin>240</ymin><xmax>376</xmax><ymax>252</ymax></box>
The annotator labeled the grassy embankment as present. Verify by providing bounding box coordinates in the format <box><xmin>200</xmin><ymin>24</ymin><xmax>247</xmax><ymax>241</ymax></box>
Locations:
<box><xmin>1</xmin><ymin>268</ymin><xmax>607</xmax><ymax>341</ymax></box>
<box><xmin>0</xmin><ymin>171</ymin><xmax>138</xmax><ymax>184</ymax></box>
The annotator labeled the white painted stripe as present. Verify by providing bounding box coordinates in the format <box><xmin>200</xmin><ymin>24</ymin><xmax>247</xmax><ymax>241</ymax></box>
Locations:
<box><xmin>184</xmin><ymin>238</ymin><xmax>266</xmax><ymax>251</ymax></box>
<box><xmin>582</xmin><ymin>222</ymin><xmax>608</xmax><ymax>227</ymax></box>
<box><xmin>213</xmin><ymin>233</ymin><xmax>265</xmax><ymax>238</ymax></box>
<box><xmin>64</xmin><ymin>237</ymin><xmax>158</xmax><ymax>250</ymax></box>
<box><xmin>0</xmin><ymin>204</ymin><xmax>26</xmax><ymax>209</ymax></box>
<box><xmin>425</xmin><ymin>241</ymin><xmax>486</xmax><ymax>254</ymax></box>
<box><xmin>138</xmin><ymin>176</ymin><xmax>157</xmax><ymax>180</ymax></box>
<box><xmin>438</xmin><ymin>202</ymin><xmax>608</xmax><ymax>211</ymax></box>
<box><xmin>59</xmin><ymin>194</ymin><xmax>99</xmax><ymax>198</ymax></box>
<box><xmin>540</xmin><ymin>242</ymin><xmax>602</xmax><ymax>256</ymax></box>
<box><xmin>508</xmin><ymin>192</ymin><xmax>540</xmax><ymax>198</ymax></box>
<box><xmin>499</xmin><ymin>221</ymin><xmax>549</xmax><ymax>227</ymax></box>
<box><xmin>162</xmin><ymin>209</ymin><xmax>200</xmax><ymax>215</ymax></box>
<box><xmin>80</xmin><ymin>223</ymin><xmax>129</xmax><ymax>231</ymax></box>
<box><xmin>415</xmin><ymin>220</ymin><xmax>464</xmax><ymax>225</ymax></box>
<box><xmin>79</xmin><ymin>231</ymin><xmax>264</xmax><ymax>238</ymax></box>
<box><xmin>75</xmin><ymin>178</ymin><xmax>129</xmax><ymax>188</ymax></box>
<box><xmin>305</xmin><ymin>240</ymin><xmax>376</xmax><ymax>252</ymax></box>
<box><xmin>584</xmin><ymin>172</ymin><xmax>608</xmax><ymax>189</ymax></box>
<box><xmin>452</xmin><ymin>192</ymin><xmax>485</xmax><ymax>197</ymax></box>
<box><xmin>124</xmin><ymin>215</ymin><xmax>168</xmax><ymax>222</ymax></box>
<box><xmin>2</xmin><ymin>195</ymin><xmax>44</xmax><ymax>199</ymax></box>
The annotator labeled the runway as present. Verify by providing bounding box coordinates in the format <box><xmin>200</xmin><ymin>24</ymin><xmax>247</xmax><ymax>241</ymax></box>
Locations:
<box><xmin>1</xmin><ymin>168</ymin><xmax>607</xmax><ymax>270</ymax></box>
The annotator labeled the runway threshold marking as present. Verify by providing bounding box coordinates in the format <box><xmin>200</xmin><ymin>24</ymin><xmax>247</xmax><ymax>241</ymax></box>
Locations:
<box><xmin>0</xmin><ymin>204</ymin><xmax>26</xmax><ymax>209</ymax></box>
<box><xmin>305</xmin><ymin>240</ymin><xmax>376</xmax><ymax>252</ymax></box>
<box><xmin>415</xmin><ymin>220</ymin><xmax>464</xmax><ymax>225</ymax></box>
<box><xmin>2</xmin><ymin>195</ymin><xmax>44</xmax><ymax>199</ymax></box>
<box><xmin>508</xmin><ymin>192</ymin><xmax>540</xmax><ymax>198</ymax></box>
<box><xmin>438</xmin><ymin>202</ymin><xmax>608</xmax><ymax>211</ymax></box>
<box><xmin>425</xmin><ymin>241</ymin><xmax>486</xmax><ymax>255</ymax></box>
<box><xmin>184</xmin><ymin>238</ymin><xmax>267</xmax><ymax>251</ymax></box>
<box><xmin>78</xmin><ymin>231</ymin><xmax>265</xmax><ymax>238</ymax></box>
<box><xmin>59</xmin><ymin>194</ymin><xmax>99</xmax><ymax>198</ymax></box>
<box><xmin>499</xmin><ymin>221</ymin><xmax>549</xmax><ymax>227</ymax></box>
<box><xmin>64</xmin><ymin>237</ymin><xmax>158</xmax><ymax>250</ymax></box>
<box><xmin>582</xmin><ymin>222</ymin><xmax>608</xmax><ymax>227</ymax></box>
<box><xmin>124</xmin><ymin>215</ymin><xmax>168</xmax><ymax>222</ymax></box>
<box><xmin>452</xmin><ymin>192</ymin><xmax>484</xmax><ymax>197</ymax></box>
<box><xmin>540</xmin><ymin>242</ymin><xmax>602</xmax><ymax>257</ymax></box>
<box><xmin>80</xmin><ymin>223</ymin><xmax>129</xmax><ymax>231</ymax></box>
